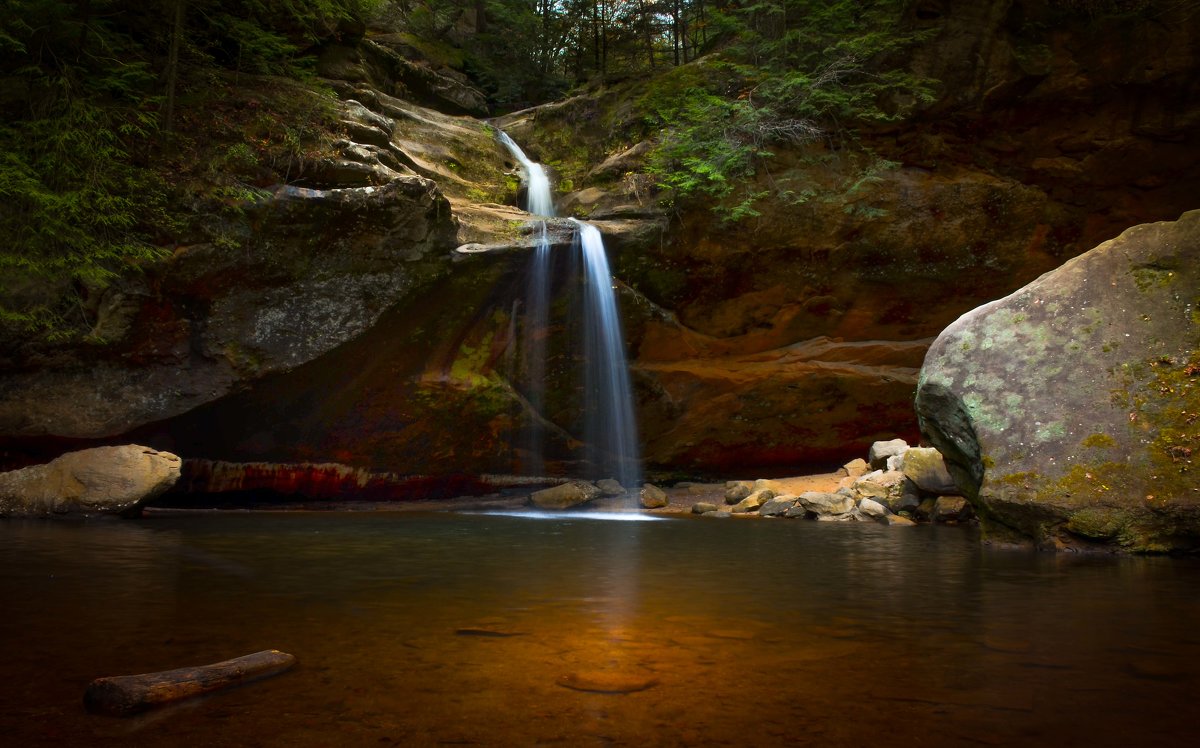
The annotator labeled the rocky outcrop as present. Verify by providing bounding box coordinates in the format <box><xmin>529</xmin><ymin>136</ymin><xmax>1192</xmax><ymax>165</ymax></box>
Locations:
<box><xmin>317</xmin><ymin>39</ymin><xmax>488</xmax><ymax>117</ymax></box>
<box><xmin>0</xmin><ymin>175</ymin><xmax>457</xmax><ymax>440</ymax></box>
<box><xmin>916</xmin><ymin>211</ymin><xmax>1200</xmax><ymax>552</ymax></box>
<box><xmin>0</xmin><ymin>445</ymin><xmax>180</xmax><ymax>516</ymax></box>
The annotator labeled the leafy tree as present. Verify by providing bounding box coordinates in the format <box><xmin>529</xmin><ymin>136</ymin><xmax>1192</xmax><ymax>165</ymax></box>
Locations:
<box><xmin>0</xmin><ymin>0</ymin><xmax>382</xmax><ymax>342</ymax></box>
<box><xmin>641</xmin><ymin>0</ymin><xmax>936</xmax><ymax>219</ymax></box>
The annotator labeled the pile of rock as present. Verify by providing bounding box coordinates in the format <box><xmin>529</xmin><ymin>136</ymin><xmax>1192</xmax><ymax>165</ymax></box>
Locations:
<box><xmin>528</xmin><ymin>479</ymin><xmax>667</xmax><ymax>510</ymax></box>
<box><xmin>693</xmin><ymin>439</ymin><xmax>972</xmax><ymax>526</ymax></box>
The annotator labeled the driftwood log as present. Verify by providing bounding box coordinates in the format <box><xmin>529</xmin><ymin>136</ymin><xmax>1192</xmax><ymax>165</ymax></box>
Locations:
<box><xmin>84</xmin><ymin>649</ymin><xmax>296</xmax><ymax>716</ymax></box>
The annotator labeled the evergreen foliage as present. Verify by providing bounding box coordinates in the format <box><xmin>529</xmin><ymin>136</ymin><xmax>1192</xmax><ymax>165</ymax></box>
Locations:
<box><xmin>0</xmin><ymin>0</ymin><xmax>380</xmax><ymax>342</ymax></box>
<box><xmin>641</xmin><ymin>0</ymin><xmax>935</xmax><ymax>219</ymax></box>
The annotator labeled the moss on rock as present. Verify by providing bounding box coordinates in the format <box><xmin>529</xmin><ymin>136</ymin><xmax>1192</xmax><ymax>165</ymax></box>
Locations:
<box><xmin>916</xmin><ymin>211</ymin><xmax>1200</xmax><ymax>553</ymax></box>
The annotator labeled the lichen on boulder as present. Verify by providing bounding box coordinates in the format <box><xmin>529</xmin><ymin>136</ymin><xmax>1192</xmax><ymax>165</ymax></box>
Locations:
<box><xmin>915</xmin><ymin>211</ymin><xmax>1200</xmax><ymax>552</ymax></box>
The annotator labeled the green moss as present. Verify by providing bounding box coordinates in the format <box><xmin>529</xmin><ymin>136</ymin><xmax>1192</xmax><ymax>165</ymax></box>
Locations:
<box><xmin>998</xmin><ymin>471</ymin><xmax>1039</xmax><ymax>487</ymax></box>
<box><xmin>1034</xmin><ymin>421</ymin><xmax>1066</xmax><ymax>442</ymax></box>
<box><xmin>1064</xmin><ymin>507</ymin><xmax>1124</xmax><ymax>540</ymax></box>
<box><xmin>1130</xmin><ymin>265</ymin><xmax>1178</xmax><ymax>293</ymax></box>
<box><xmin>1081</xmin><ymin>432</ymin><xmax>1116</xmax><ymax>449</ymax></box>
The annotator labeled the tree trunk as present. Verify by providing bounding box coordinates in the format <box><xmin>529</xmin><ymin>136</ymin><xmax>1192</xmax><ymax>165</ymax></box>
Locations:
<box><xmin>672</xmin><ymin>0</ymin><xmax>681</xmax><ymax>66</ymax></box>
<box><xmin>84</xmin><ymin>649</ymin><xmax>296</xmax><ymax>717</ymax></box>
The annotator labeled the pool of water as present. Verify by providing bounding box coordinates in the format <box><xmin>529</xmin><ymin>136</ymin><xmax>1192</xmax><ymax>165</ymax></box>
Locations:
<box><xmin>2</xmin><ymin>511</ymin><xmax>1199</xmax><ymax>746</ymax></box>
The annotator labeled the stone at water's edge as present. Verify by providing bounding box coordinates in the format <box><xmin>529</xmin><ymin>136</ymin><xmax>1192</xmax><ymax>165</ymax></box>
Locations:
<box><xmin>0</xmin><ymin>445</ymin><xmax>180</xmax><ymax>516</ymax></box>
<box><xmin>797</xmin><ymin>491</ymin><xmax>856</xmax><ymax>519</ymax></box>
<box><xmin>724</xmin><ymin>481</ymin><xmax>753</xmax><ymax>505</ymax></box>
<box><xmin>596</xmin><ymin>478</ymin><xmax>626</xmax><ymax>497</ymax></box>
<box><xmin>902</xmin><ymin>448</ymin><xmax>958</xmax><ymax>496</ymax></box>
<box><xmin>857</xmin><ymin>498</ymin><xmax>891</xmax><ymax>522</ymax></box>
<box><xmin>639</xmin><ymin>484</ymin><xmax>668</xmax><ymax>509</ymax></box>
<box><xmin>915</xmin><ymin>211</ymin><xmax>1200</xmax><ymax>552</ymax></box>
<box><xmin>731</xmin><ymin>490</ymin><xmax>772</xmax><ymax>514</ymax></box>
<box><xmin>529</xmin><ymin>481</ymin><xmax>602</xmax><ymax>510</ymax></box>
<box><xmin>758</xmin><ymin>495</ymin><xmax>799</xmax><ymax>517</ymax></box>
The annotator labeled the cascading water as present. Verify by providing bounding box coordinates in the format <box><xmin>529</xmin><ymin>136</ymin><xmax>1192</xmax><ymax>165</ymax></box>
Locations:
<box><xmin>497</xmin><ymin>132</ymin><xmax>554</xmax><ymax>218</ymax></box>
<box><xmin>498</xmin><ymin>132</ymin><xmax>554</xmax><ymax>477</ymax></box>
<box><xmin>573</xmin><ymin>219</ymin><xmax>642</xmax><ymax>493</ymax></box>
<box><xmin>497</xmin><ymin>131</ymin><xmax>642</xmax><ymax>495</ymax></box>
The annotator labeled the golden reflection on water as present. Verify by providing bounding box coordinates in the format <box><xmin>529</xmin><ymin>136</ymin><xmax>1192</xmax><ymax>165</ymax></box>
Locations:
<box><xmin>1</xmin><ymin>513</ymin><xmax>1199</xmax><ymax>746</ymax></box>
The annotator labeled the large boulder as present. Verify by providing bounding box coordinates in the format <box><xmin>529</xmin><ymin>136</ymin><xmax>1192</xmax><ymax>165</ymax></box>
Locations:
<box><xmin>0</xmin><ymin>445</ymin><xmax>180</xmax><ymax>516</ymax></box>
<box><xmin>916</xmin><ymin>211</ymin><xmax>1200</xmax><ymax>552</ymax></box>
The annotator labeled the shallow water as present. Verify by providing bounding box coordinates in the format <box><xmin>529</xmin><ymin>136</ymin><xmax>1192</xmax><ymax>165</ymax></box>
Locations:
<box><xmin>2</xmin><ymin>512</ymin><xmax>1199</xmax><ymax>746</ymax></box>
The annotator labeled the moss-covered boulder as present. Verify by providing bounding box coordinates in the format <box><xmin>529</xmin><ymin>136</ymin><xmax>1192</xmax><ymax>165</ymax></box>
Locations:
<box><xmin>915</xmin><ymin>211</ymin><xmax>1200</xmax><ymax>552</ymax></box>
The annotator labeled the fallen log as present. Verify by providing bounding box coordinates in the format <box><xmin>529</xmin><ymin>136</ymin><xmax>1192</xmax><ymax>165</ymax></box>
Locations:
<box><xmin>84</xmin><ymin>649</ymin><xmax>296</xmax><ymax>717</ymax></box>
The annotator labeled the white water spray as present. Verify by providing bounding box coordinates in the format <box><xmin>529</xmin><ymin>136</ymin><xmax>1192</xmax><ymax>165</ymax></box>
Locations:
<box><xmin>573</xmin><ymin>219</ymin><xmax>642</xmax><ymax>493</ymax></box>
<box><xmin>497</xmin><ymin>131</ymin><xmax>555</xmax><ymax>217</ymax></box>
<box><xmin>497</xmin><ymin>131</ymin><xmax>641</xmax><ymax>495</ymax></box>
<box><xmin>497</xmin><ymin>132</ymin><xmax>554</xmax><ymax>475</ymax></box>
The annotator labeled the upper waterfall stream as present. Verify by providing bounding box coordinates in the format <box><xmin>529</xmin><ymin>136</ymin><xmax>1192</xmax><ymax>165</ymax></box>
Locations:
<box><xmin>497</xmin><ymin>131</ymin><xmax>642</xmax><ymax>494</ymax></box>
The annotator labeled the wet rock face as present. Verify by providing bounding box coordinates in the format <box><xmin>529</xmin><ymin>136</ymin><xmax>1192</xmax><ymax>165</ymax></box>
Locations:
<box><xmin>0</xmin><ymin>177</ymin><xmax>457</xmax><ymax>440</ymax></box>
<box><xmin>0</xmin><ymin>445</ymin><xmax>180</xmax><ymax>516</ymax></box>
<box><xmin>916</xmin><ymin>211</ymin><xmax>1200</xmax><ymax>552</ymax></box>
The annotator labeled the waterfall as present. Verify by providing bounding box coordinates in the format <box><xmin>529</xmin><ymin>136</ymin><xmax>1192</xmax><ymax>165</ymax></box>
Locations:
<box><xmin>497</xmin><ymin>131</ymin><xmax>554</xmax><ymax>477</ymax></box>
<box><xmin>497</xmin><ymin>132</ymin><xmax>554</xmax><ymax>218</ymax></box>
<box><xmin>573</xmin><ymin>219</ymin><xmax>642</xmax><ymax>493</ymax></box>
<box><xmin>496</xmin><ymin>130</ymin><xmax>642</xmax><ymax>495</ymax></box>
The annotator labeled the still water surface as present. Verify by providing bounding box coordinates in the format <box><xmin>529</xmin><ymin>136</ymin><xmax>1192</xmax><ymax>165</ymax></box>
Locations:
<box><xmin>2</xmin><ymin>512</ymin><xmax>1199</xmax><ymax>746</ymax></box>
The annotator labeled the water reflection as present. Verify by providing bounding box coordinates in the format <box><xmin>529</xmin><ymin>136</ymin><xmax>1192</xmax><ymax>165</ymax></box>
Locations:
<box><xmin>1</xmin><ymin>514</ymin><xmax>1198</xmax><ymax>746</ymax></box>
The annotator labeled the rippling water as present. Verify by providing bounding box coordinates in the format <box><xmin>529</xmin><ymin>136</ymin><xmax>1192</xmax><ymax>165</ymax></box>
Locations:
<box><xmin>2</xmin><ymin>512</ymin><xmax>1199</xmax><ymax>746</ymax></box>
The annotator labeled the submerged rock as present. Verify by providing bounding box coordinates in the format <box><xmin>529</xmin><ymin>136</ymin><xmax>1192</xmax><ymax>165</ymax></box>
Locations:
<box><xmin>0</xmin><ymin>445</ymin><xmax>180</xmax><ymax>516</ymax></box>
<box><xmin>916</xmin><ymin>210</ymin><xmax>1200</xmax><ymax>552</ymax></box>
<box><xmin>557</xmin><ymin>671</ymin><xmax>659</xmax><ymax>694</ymax></box>
<box><xmin>691</xmin><ymin>502</ymin><xmax>718</xmax><ymax>515</ymax></box>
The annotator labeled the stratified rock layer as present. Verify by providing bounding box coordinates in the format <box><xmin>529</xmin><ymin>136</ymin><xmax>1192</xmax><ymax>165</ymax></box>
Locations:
<box><xmin>0</xmin><ymin>445</ymin><xmax>180</xmax><ymax>516</ymax></box>
<box><xmin>916</xmin><ymin>211</ymin><xmax>1200</xmax><ymax>552</ymax></box>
